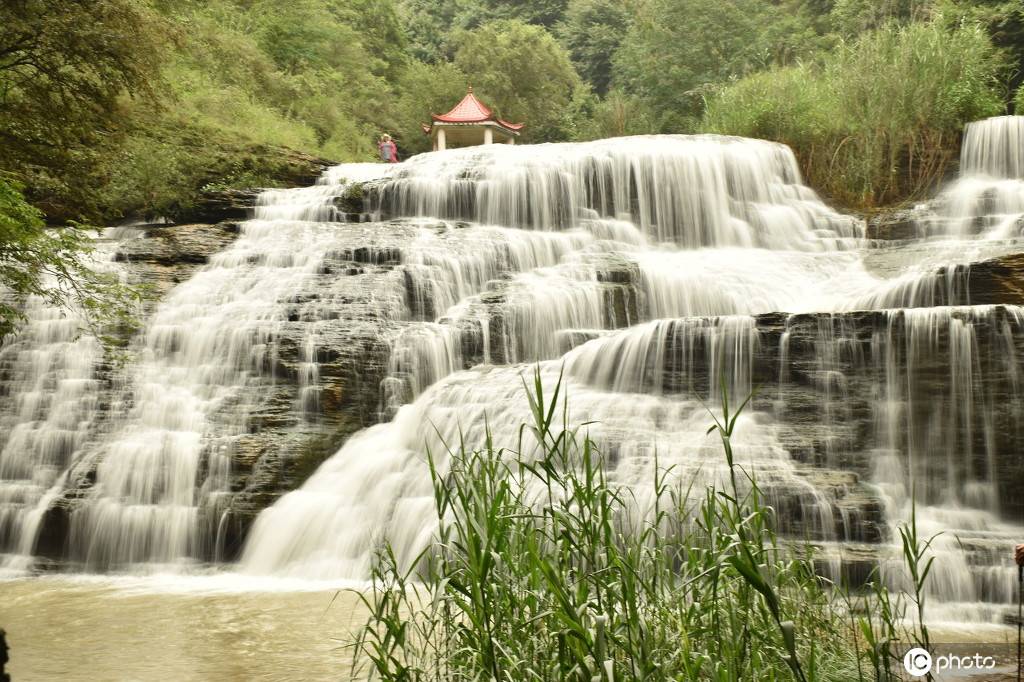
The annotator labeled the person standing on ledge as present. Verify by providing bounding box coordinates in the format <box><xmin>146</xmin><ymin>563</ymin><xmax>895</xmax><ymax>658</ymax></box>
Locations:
<box><xmin>378</xmin><ymin>134</ymin><xmax>398</xmax><ymax>163</ymax></box>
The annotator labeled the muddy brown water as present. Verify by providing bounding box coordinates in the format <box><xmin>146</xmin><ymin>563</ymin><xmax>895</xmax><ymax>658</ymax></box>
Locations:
<box><xmin>0</xmin><ymin>575</ymin><xmax>368</xmax><ymax>681</ymax></box>
<box><xmin>2</xmin><ymin>574</ymin><xmax>1021</xmax><ymax>681</ymax></box>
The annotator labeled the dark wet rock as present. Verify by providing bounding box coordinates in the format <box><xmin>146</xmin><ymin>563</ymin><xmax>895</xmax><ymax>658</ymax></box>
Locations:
<box><xmin>960</xmin><ymin>253</ymin><xmax>1024</xmax><ymax>305</ymax></box>
<box><xmin>865</xmin><ymin>206</ymin><xmax>930</xmax><ymax>240</ymax></box>
<box><xmin>696</xmin><ymin>309</ymin><xmax>1024</xmax><ymax>522</ymax></box>
<box><xmin>31</xmin><ymin>504</ymin><xmax>69</xmax><ymax>560</ymax></box>
<box><xmin>812</xmin><ymin>543</ymin><xmax>884</xmax><ymax>588</ymax></box>
<box><xmin>333</xmin><ymin>183</ymin><xmax>365</xmax><ymax>216</ymax></box>
<box><xmin>174</xmin><ymin>189</ymin><xmax>261</xmax><ymax>225</ymax></box>
<box><xmin>336</xmin><ymin>245</ymin><xmax>402</xmax><ymax>265</ymax></box>
<box><xmin>112</xmin><ymin>222</ymin><xmax>242</xmax><ymax>303</ymax></box>
<box><xmin>263</xmin><ymin>148</ymin><xmax>335</xmax><ymax>188</ymax></box>
<box><xmin>114</xmin><ymin>222</ymin><xmax>239</xmax><ymax>266</ymax></box>
<box><xmin>558</xmin><ymin>330</ymin><xmax>607</xmax><ymax>354</ymax></box>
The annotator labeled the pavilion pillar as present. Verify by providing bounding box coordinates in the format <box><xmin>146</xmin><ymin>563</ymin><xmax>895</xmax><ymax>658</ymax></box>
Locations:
<box><xmin>437</xmin><ymin>128</ymin><xmax>447</xmax><ymax>151</ymax></box>
<box><xmin>507</xmin><ymin>137</ymin><xmax>515</xmax><ymax>145</ymax></box>
<box><xmin>484</xmin><ymin>127</ymin><xmax>493</xmax><ymax>145</ymax></box>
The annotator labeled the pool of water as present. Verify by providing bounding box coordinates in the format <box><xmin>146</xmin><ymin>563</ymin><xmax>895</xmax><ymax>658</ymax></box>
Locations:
<box><xmin>0</xmin><ymin>574</ymin><xmax>367</xmax><ymax>681</ymax></box>
<box><xmin>3</xmin><ymin>572</ymin><xmax>1021</xmax><ymax>680</ymax></box>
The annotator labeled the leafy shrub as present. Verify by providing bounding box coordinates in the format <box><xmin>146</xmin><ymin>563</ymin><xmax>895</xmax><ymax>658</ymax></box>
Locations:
<box><xmin>704</xmin><ymin>18</ymin><xmax>1005</xmax><ymax>207</ymax></box>
<box><xmin>0</xmin><ymin>175</ymin><xmax>141</xmax><ymax>341</ymax></box>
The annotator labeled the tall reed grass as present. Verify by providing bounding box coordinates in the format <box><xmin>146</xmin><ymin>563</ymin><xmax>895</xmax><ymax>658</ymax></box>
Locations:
<box><xmin>349</xmin><ymin>369</ymin><xmax>936</xmax><ymax>680</ymax></box>
<box><xmin>703</xmin><ymin>17</ymin><xmax>1005</xmax><ymax>208</ymax></box>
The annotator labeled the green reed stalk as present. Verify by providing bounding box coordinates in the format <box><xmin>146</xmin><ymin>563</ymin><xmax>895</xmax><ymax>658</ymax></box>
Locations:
<box><xmin>348</xmin><ymin>366</ymin><xmax>932</xmax><ymax>681</ymax></box>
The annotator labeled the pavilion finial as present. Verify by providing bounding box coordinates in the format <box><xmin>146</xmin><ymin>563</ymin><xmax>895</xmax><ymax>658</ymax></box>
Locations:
<box><xmin>467</xmin><ymin>84</ymin><xmax>473</xmax><ymax>94</ymax></box>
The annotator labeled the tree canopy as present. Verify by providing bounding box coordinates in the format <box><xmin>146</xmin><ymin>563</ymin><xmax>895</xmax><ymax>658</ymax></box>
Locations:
<box><xmin>0</xmin><ymin>0</ymin><xmax>164</xmax><ymax>220</ymax></box>
<box><xmin>454</xmin><ymin>20</ymin><xmax>584</xmax><ymax>141</ymax></box>
<box><xmin>1</xmin><ymin>0</ymin><xmax>1023</xmax><ymax>336</ymax></box>
<box><xmin>557</xmin><ymin>0</ymin><xmax>633</xmax><ymax>96</ymax></box>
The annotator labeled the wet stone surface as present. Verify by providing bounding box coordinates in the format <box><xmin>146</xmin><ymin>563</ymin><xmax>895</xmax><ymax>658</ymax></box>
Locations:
<box><xmin>12</xmin><ymin>216</ymin><xmax>1024</xmax><ymax>572</ymax></box>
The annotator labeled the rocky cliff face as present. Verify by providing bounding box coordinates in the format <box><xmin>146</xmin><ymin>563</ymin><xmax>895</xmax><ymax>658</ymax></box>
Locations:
<box><xmin>107</xmin><ymin>222</ymin><xmax>1024</xmax><ymax>559</ymax></box>
<box><xmin>170</xmin><ymin>149</ymin><xmax>334</xmax><ymax>225</ymax></box>
<box><xmin>14</xmin><ymin>177</ymin><xmax>1024</xmax><ymax>572</ymax></box>
<box><xmin>32</xmin><ymin>221</ymin><xmax>414</xmax><ymax>563</ymax></box>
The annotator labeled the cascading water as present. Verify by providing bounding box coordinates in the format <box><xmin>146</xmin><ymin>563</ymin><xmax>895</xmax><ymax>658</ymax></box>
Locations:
<box><xmin>0</xmin><ymin>233</ymin><xmax>121</xmax><ymax>569</ymax></box>
<box><xmin>918</xmin><ymin>115</ymin><xmax>1024</xmax><ymax>239</ymax></box>
<box><xmin>237</xmin><ymin>127</ymin><xmax>1024</xmax><ymax>629</ymax></box>
<box><xmin>370</xmin><ymin>135</ymin><xmax>862</xmax><ymax>250</ymax></box>
<box><xmin>962</xmin><ymin>115</ymin><xmax>1024</xmax><ymax>179</ymax></box>
<box><xmin>4</xmin><ymin>124</ymin><xmax>1024</xmax><ymax>629</ymax></box>
<box><xmin>0</xmin><ymin>165</ymin><xmax>625</xmax><ymax>570</ymax></box>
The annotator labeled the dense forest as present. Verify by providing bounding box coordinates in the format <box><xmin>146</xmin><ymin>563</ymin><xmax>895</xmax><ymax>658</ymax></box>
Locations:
<box><xmin>3</xmin><ymin>0</ymin><xmax>1023</xmax><ymax>221</ymax></box>
<box><xmin>1</xmin><ymin>0</ymin><xmax>1023</xmax><ymax>329</ymax></box>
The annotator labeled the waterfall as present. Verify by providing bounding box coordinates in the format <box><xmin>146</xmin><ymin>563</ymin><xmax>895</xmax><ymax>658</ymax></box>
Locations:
<box><xmin>961</xmin><ymin>115</ymin><xmax>1024</xmax><ymax>179</ymax></box>
<box><xmin>242</xmin><ymin>349</ymin><xmax>843</xmax><ymax>579</ymax></box>
<box><xmin>0</xmin><ymin>168</ymin><xmax>402</xmax><ymax>569</ymax></box>
<box><xmin>918</xmin><ymin>115</ymin><xmax>1024</xmax><ymax>239</ymax></box>
<box><xmin>4</xmin><ymin>128</ymin><xmax>1024</xmax><ymax>626</ymax></box>
<box><xmin>235</xmin><ymin>130</ymin><xmax>1024</xmax><ymax>629</ymax></box>
<box><xmin>370</xmin><ymin>135</ymin><xmax>862</xmax><ymax>249</ymax></box>
<box><xmin>57</xmin><ymin>167</ymin><xmax>612</xmax><ymax>569</ymax></box>
<box><xmin>0</xmin><ymin>231</ymin><xmax>125</xmax><ymax>569</ymax></box>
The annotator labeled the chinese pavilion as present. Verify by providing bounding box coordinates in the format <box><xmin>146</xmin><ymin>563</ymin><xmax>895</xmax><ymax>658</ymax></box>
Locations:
<box><xmin>422</xmin><ymin>87</ymin><xmax>523</xmax><ymax>151</ymax></box>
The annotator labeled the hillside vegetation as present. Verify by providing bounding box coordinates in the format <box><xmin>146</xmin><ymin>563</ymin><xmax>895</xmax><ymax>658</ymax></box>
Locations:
<box><xmin>1</xmin><ymin>0</ymin><xmax>1023</xmax><ymax>332</ymax></box>
<box><xmin>3</xmin><ymin>0</ymin><xmax>1023</xmax><ymax>224</ymax></box>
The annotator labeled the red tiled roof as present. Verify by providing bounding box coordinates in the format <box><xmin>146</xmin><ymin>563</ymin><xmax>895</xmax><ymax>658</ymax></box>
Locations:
<box><xmin>426</xmin><ymin>88</ymin><xmax>523</xmax><ymax>133</ymax></box>
<box><xmin>432</xmin><ymin>89</ymin><xmax>493</xmax><ymax>123</ymax></box>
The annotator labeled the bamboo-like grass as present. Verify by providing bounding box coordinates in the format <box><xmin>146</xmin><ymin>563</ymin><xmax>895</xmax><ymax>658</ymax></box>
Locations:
<box><xmin>703</xmin><ymin>17</ymin><xmax>1006</xmax><ymax>209</ymax></box>
<box><xmin>349</xmin><ymin>368</ymin><xmax>936</xmax><ymax>681</ymax></box>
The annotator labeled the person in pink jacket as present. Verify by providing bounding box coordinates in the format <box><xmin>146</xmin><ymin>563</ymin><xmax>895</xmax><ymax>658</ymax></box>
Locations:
<box><xmin>378</xmin><ymin>134</ymin><xmax>398</xmax><ymax>163</ymax></box>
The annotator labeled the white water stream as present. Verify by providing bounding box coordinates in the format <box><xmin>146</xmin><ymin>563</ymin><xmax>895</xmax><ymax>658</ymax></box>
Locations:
<box><xmin>2</xmin><ymin>123</ymin><xmax>1023</xmax><ymax>635</ymax></box>
<box><xmin>239</xmin><ymin>125</ymin><xmax>1024</xmax><ymax>628</ymax></box>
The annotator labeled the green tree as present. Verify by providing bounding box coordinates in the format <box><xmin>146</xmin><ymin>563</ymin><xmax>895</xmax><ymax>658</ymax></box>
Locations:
<box><xmin>614</xmin><ymin>0</ymin><xmax>823</xmax><ymax>131</ymax></box>
<box><xmin>398</xmin><ymin>0</ymin><xmax>571</xmax><ymax>63</ymax></box>
<box><xmin>385</xmin><ymin>61</ymin><xmax>471</xmax><ymax>155</ymax></box>
<box><xmin>0</xmin><ymin>175</ymin><xmax>139</xmax><ymax>342</ymax></box>
<box><xmin>332</xmin><ymin>0</ymin><xmax>409</xmax><ymax>79</ymax></box>
<box><xmin>482</xmin><ymin>0</ymin><xmax>569</xmax><ymax>27</ymax></box>
<box><xmin>0</xmin><ymin>0</ymin><xmax>165</xmax><ymax>220</ymax></box>
<box><xmin>397</xmin><ymin>0</ymin><xmax>462</xmax><ymax>62</ymax></box>
<box><xmin>557</xmin><ymin>0</ymin><xmax>634</xmax><ymax>95</ymax></box>
<box><xmin>453</xmin><ymin>19</ymin><xmax>585</xmax><ymax>141</ymax></box>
